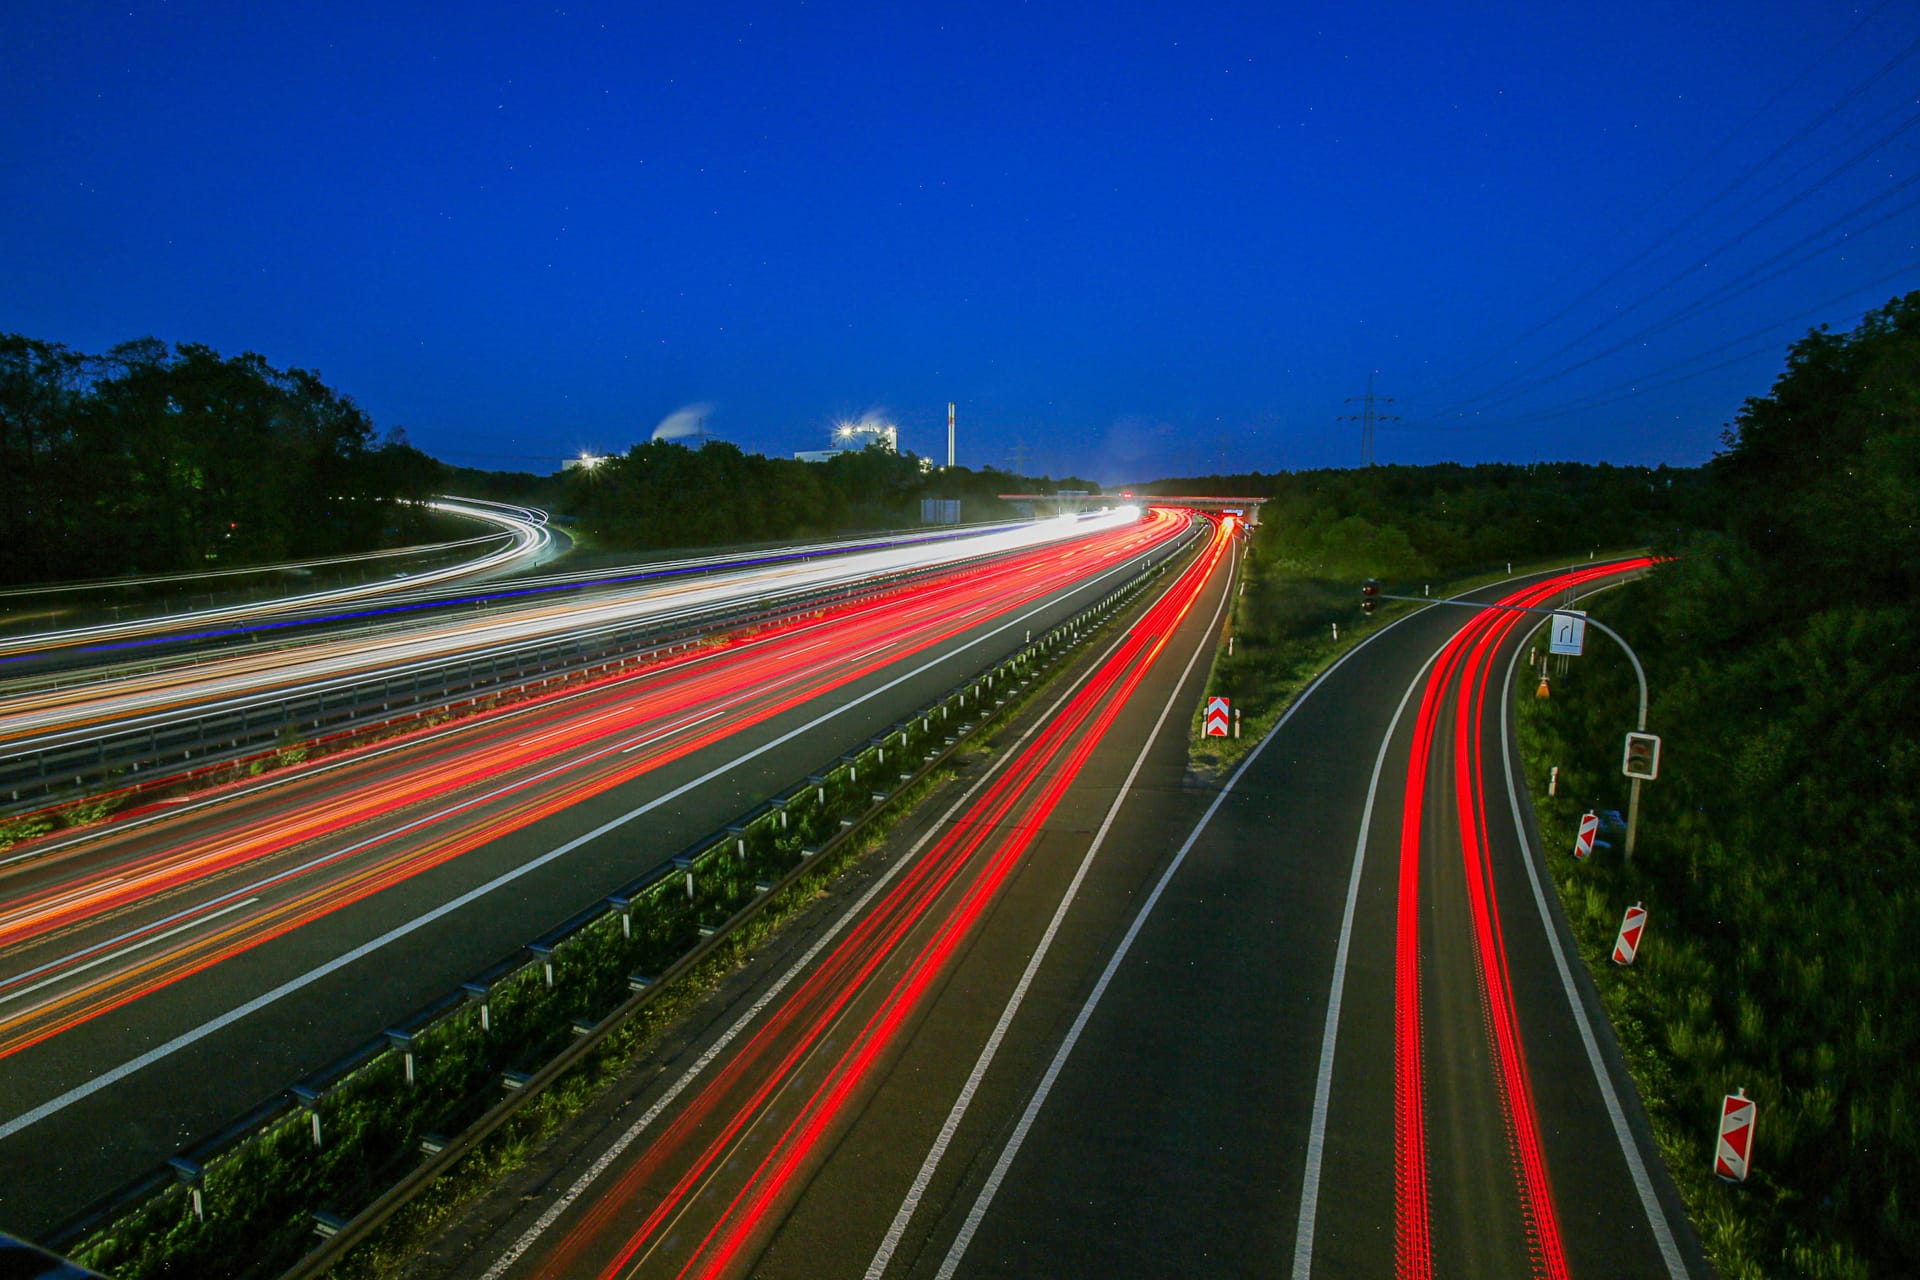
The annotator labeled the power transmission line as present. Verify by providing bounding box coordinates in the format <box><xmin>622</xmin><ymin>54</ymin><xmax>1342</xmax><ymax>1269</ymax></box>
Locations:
<box><xmin>1427</xmin><ymin>176</ymin><xmax>1920</xmax><ymax>426</ymax></box>
<box><xmin>1402</xmin><ymin>13</ymin><xmax>1920</xmax><ymax>408</ymax></box>
<box><xmin>1416</xmin><ymin>103</ymin><xmax>1920</xmax><ymax>426</ymax></box>
<box><xmin>1336</xmin><ymin>373</ymin><xmax>1399</xmax><ymax>466</ymax></box>
<box><xmin>1408</xmin><ymin>261</ymin><xmax>1919</xmax><ymax>437</ymax></box>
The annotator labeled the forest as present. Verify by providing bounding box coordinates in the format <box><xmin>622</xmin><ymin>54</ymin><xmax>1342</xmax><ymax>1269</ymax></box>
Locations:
<box><xmin>0</xmin><ymin>335</ymin><xmax>442</xmax><ymax>586</ymax></box>
<box><xmin>1522</xmin><ymin>291</ymin><xmax>1919</xmax><ymax>1278</ymax></box>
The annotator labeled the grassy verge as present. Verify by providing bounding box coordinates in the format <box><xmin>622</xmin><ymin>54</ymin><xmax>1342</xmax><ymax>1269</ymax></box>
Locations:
<box><xmin>1514</xmin><ymin>574</ymin><xmax>1907</xmax><ymax>1280</ymax></box>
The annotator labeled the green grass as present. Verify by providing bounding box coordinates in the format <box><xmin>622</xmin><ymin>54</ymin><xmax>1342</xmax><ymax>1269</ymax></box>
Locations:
<box><xmin>1514</xmin><ymin>571</ymin><xmax>1913</xmax><ymax>1279</ymax></box>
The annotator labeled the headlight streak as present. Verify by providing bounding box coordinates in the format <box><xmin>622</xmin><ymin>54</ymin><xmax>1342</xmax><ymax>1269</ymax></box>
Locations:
<box><xmin>0</xmin><ymin>514</ymin><xmax>1050</xmax><ymax>665</ymax></box>
<box><xmin>0</xmin><ymin>499</ymin><xmax>551</xmax><ymax>662</ymax></box>
<box><xmin>510</xmin><ymin>518</ymin><xmax>1231</xmax><ymax>1280</ymax></box>
<box><xmin>0</xmin><ymin>509</ymin><xmax>1145</xmax><ymax>759</ymax></box>
<box><xmin>0</xmin><ymin>515</ymin><xmax>1189</xmax><ymax>1064</ymax></box>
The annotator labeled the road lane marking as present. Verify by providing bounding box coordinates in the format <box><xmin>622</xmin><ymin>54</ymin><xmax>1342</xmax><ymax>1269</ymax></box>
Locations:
<box><xmin>0</xmin><ymin>553</ymin><xmax>1152</xmax><ymax>1142</ymax></box>
<box><xmin>0</xmin><ymin>878</ymin><xmax>127</xmax><ymax>929</ymax></box>
<box><xmin>1292</xmin><ymin>642</ymin><xmax>1442</xmax><ymax>1279</ymax></box>
<box><xmin>0</xmin><ymin>898</ymin><xmax>260</xmax><ymax>1011</ymax></box>
<box><xmin>1498</xmin><ymin>592</ymin><xmax>1690</xmax><ymax>1280</ymax></box>
<box><xmin>619</xmin><ymin>709</ymin><xmax>728</xmax><ymax>753</ymax></box>
<box><xmin>936</xmin><ymin>592</ymin><xmax>1428</xmax><ymax>1280</ymax></box>
<box><xmin>866</xmin><ymin>538</ymin><xmax>1235</xmax><ymax>1278</ymax></box>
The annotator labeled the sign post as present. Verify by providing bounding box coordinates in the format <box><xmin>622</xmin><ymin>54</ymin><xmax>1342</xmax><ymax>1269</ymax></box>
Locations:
<box><xmin>1622</xmin><ymin>731</ymin><xmax>1662</xmax><ymax>862</ymax></box>
<box><xmin>1549</xmin><ymin>609</ymin><xmax>1588</xmax><ymax>656</ymax></box>
<box><xmin>1204</xmin><ymin>697</ymin><xmax>1231</xmax><ymax>738</ymax></box>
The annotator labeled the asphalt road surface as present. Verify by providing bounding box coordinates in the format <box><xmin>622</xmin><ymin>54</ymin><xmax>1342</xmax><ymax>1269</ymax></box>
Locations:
<box><xmin>409</xmin><ymin>555</ymin><xmax>1711</xmax><ymax>1280</ymax></box>
<box><xmin>0</xmin><ymin>511</ymin><xmax>1189</xmax><ymax>1235</ymax></box>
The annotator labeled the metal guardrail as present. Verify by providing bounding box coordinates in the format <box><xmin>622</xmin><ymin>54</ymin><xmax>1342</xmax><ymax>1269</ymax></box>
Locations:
<box><xmin>41</xmin><ymin>521</ymin><xmax>1203</xmax><ymax>1280</ymax></box>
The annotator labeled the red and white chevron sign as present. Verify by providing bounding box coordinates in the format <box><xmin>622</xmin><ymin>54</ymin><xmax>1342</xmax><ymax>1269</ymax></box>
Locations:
<box><xmin>1715</xmin><ymin>1089</ymin><xmax>1756</xmax><ymax>1182</ymax></box>
<box><xmin>1204</xmin><ymin>696</ymin><xmax>1231</xmax><ymax>737</ymax></box>
<box><xmin>1612</xmin><ymin>902</ymin><xmax>1647</xmax><ymax>964</ymax></box>
<box><xmin>1573</xmin><ymin>811</ymin><xmax>1599</xmax><ymax>861</ymax></box>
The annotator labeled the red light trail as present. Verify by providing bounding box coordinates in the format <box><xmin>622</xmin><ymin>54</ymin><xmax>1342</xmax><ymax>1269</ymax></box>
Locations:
<box><xmin>493</xmin><ymin>518</ymin><xmax>1235</xmax><ymax>1280</ymax></box>
<box><xmin>0</xmin><ymin>513</ymin><xmax>1189</xmax><ymax>1063</ymax></box>
<box><xmin>1393</xmin><ymin>559</ymin><xmax>1651</xmax><ymax>1280</ymax></box>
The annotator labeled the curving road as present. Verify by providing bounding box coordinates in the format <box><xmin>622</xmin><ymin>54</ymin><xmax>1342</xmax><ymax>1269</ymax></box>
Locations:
<box><xmin>0</xmin><ymin>511</ymin><xmax>1143</xmax><ymax>770</ymax></box>
<box><xmin>0</xmin><ymin>497</ymin><xmax>557</xmax><ymax>663</ymax></box>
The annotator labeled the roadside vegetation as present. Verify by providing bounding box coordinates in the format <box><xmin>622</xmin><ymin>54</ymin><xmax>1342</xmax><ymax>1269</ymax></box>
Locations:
<box><xmin>559</xmin><ymin>437</ymin><xmax>1099</xmax><ymax>551</ymax></box>
<box><xmin>1160</xmin><ymin>460</ymin><xmax>1692</xmax><ymax>771</ymax></box>
<box><xmin>1519</xmin><ymin>292</ymin><xmax>1919</xmax><ymax>1279</ymax></box>
<box><xmin>0</xmin><ymin>335</ymin><xmax>443</xmax><ymax>586</ymax></box>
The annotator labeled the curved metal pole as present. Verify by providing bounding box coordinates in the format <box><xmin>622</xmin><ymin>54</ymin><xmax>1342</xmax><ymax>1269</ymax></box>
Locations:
<box><xmin>1573</xmin><ymin>615</ymin><xmax>1648</xmax><ymax>732</ymax></box>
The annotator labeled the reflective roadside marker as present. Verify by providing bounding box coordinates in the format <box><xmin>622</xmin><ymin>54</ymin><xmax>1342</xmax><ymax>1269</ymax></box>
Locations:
<box><xmin>1204</xmin><ymin>696</ymin><xmax>1230</xmax><ymax>737</ymax></box>
<box><xmin>1715</xmin><ymin>1088</ymin><xmax>1756</xmax><ymax>1182</ymax></box>
<box><xmin>1612</xmin><ymin>902</ymin><xmax>1647</xmax><ymax>964</ymax></box>
<box><xmin>1574</xmin><ymin>811</ymin><xmax>1598</xmax><ymax>861</ymax></box>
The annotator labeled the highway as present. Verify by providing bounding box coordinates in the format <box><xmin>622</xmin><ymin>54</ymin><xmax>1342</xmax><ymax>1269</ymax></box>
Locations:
<box><xmin>403</xmin><ymin>556</ymin><xmax>1708</xmax><ymax>1280</ymax></box>
<box><xmin>915</xmin><ymin>561</ymin><xmax>1709</xmax><ymax>1279</ymax></box>
<box><xmin>0</xmin><ymin>511</ymin><xmax>1144</xmax><ymax>795</ymax></box>
<box><xmin>387</xmin><ymin>515</ymin><xmax>1240</xmax><ymax>1279</ymax></box>
<box><xmin>0</xmin><ymin>508</ymin><xmax>1189</xmax><ymax>1235</ymax></box>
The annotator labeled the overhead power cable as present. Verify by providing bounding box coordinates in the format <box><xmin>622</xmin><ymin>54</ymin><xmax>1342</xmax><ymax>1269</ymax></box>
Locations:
<box><xmin>1401</xmin><ymin>261</ymin><xmax>1919</xmax><ymax>436</ymax></box>
<box><xmin>1417</xmin><ymin>103</ymin><xmax>1920</xmax><ymax>423</ymax></box>
<box><xmin>1441</xmin><ymin>178</ymin><xmax>1920</xmax><ymax>422</ymax></box>
<box><xmin>1404</xmin><ymin>3</ymin><xmax>1915</xmax><ymax>403</ymax></box>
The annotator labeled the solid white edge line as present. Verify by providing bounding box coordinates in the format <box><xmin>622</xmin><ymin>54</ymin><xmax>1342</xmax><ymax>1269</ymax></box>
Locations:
<box><xmin>865</xmin><ymin>537</ymin><xmax>1235</xmax><ymax>1279</ymax></box>
<box><xmin>1499</xmin><ymin>598</ymin><xmax>1690</xmax><ymax>1279</ymax></box>
<box><xmin>0</xmin><ymin>544</ymin><xmax>1162</xmax><ymax>1142</ymax></box>
<box><xmin>478</xmin><ymin>544</ymin><xmax>1184</xmax><ymax>1279</ymax></box>
<box><xmin>1290</xmin><ymin>641</ymin><xmax>1445</xmax><ymax>1279</ymax></box>
<box><xmin>935</xmin><ymin>596</ymin><xmax>1432</xmax><ymax>1280</ymax></box>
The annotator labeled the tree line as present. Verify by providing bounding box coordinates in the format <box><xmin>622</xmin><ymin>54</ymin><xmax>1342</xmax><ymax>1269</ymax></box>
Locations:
<box><xmin>1525</xmin><ymin>291</ymin><xmax>1919</xmax><ymax>1278</ymax></box>
<box><xmin>561</xmin><ymin>436</ymin><xmax>1096</xmax><ymax>551</ymax></box>
<box><xmin>1141</xmin><ymin>459</ymin><xmax>1698</xmax><ymax>583</ymax></box>
<box><xmin>0</xmin><ymin>334</ymin><xmax>441</xmax><ymax>586</ymax></box>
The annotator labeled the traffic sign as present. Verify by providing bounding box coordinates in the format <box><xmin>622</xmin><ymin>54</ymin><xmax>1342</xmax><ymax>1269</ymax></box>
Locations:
<box><xmin>1612</xmin><ymin>902</ymin><xmax>1647</xmax><ymax>964</ymax></box>
<box><xmin>1715</xmin><ymin>1088</ymin><xmax>1756</xmax><ymax>1182</ymax></box>
<box><xmin>1623</xmin><ymin>731</ymin><xmax>1662</xmax><ymax>780</ymax></box>
<box><xmin>1204</xmin><ymin>697</ymin><xmax>1231</xmax><ymax>737</ymax></box>
<box><xmin>1549</xmin><ymin>609</ymin><xmax>1588</xmax><ymax>656</ymax></box>
<box><xmin>1573</xmin><ymin>811</ymin><xmax>1598</xmax><ymax>861</ymax></box>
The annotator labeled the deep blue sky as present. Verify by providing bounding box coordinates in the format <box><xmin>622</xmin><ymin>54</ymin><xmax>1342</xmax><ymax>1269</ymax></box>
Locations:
<box><xmin>4</xmin><ymin>2</ymin><xmax>1916</xmax><ymax>481</ymax></box>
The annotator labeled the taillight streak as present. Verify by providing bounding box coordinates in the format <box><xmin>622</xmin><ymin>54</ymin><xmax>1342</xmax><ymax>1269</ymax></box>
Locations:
<box><xmin>540</xmin><ymin>522</ymin><xmax>1229</xmax><ymax>1280</ymax></box>
<box><xmin>1393</xmin><ymin>561</ymin><xmax>1648</xmax><ymax>1279</ymax></box>
<box><xmin>0</xmin><ymin>518</ymin><xmax>1191</xmax><ymax>1059</ymax></box>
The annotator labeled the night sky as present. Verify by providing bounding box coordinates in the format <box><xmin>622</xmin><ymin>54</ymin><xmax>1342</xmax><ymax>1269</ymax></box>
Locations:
<box><xmin>4</xmin><ymin>2</ymin><xmax>1916</xmax><ymax>482</ymax></box>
